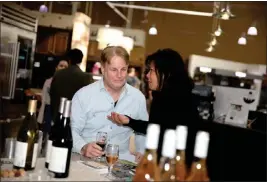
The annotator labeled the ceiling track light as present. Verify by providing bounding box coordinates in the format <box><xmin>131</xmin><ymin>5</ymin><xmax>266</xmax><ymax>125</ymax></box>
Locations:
<box><xmin>213</xmin><ymin>2</ymin><xmax>235</xmax><ymax>20</ymax></box>
<box><xmin>210</xmin><ymin>36</ymin><xmax>218</xmax><ymax>46</ymax></box>
<box><xmin>205</xmin><ymin>45</ymin><xmax>215</xmax><ymax>52</ymax></box>
<box><xmin>214</xmin><ymin>24</ymin><xmax>223</xmax><ymax>36</ymax></box>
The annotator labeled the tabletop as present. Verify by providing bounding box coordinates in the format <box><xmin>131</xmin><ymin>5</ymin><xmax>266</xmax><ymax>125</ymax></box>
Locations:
<box><xmin>1</xmin><ymin>154</ymin><xmax>111</xmax><ymax>181</ymax></box>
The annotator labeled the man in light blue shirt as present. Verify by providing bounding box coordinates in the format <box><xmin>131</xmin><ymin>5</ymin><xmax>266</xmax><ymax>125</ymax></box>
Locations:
<box><xmin>71</xmin><ymin>46</ymin><xmax>148</xmax><ymax>162</ymax></box>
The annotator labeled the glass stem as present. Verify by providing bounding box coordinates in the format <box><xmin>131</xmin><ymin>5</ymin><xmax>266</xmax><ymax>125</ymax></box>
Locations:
<box><xmin>108</xmin><ymin>165</ymin><xmax>113</xmax><ymax>176</ymax></box>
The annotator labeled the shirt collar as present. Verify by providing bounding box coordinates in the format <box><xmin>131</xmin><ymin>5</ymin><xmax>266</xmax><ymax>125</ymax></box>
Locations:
<box><xmin>99</xmin><ymin>78</ymin><xmax>130</xmax><ymax>95</ymax></box>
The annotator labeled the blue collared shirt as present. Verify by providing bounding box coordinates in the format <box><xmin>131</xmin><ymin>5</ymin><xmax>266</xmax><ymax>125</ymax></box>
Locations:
<box><xmin>71</xmin><ymin>78</ymin><xmax>148</xmax><ymax>160</ymax></box>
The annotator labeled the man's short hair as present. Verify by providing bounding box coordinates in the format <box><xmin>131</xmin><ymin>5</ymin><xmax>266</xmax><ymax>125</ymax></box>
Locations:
<box><xmin>100</xmin><ymin>46</ymin><xmax>129</xmax><ymax>65</ymax></box>
<box><xmin>67</xmin><ymin>49</ymin><xmax>83</xmax><ymax>65</ymax></box>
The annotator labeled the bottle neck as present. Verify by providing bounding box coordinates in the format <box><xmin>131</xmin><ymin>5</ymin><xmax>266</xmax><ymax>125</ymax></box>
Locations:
<box><xmin>54</xmin><ymin>112</ymin><xmax>63</xmax><ymax>125</ymax></box>
<box><xmin>28</xmin><ymin>112</ymin><xmax>36</xmax><ymax>116</ymax></box>
<box><xmin>27</xmin><ymin>99</ymin><xmax>37</xmax><ymax>114</ymax></box>
<box><xmin>176</xmin><ymin>150</ymin><xmax>186</xmax><ymax>162</ymax></box>
<box><xmin>143</xmin><ymin>149</ymin><xmax>158</xmax><ymax>160</ymax></box>
<box><xmin>58</xmin><ymin>97</ymin><xmax>67</xmax><ymax>113</ymax></box>
<box><xmin>62</xmin><ymin>100</ymin><xmax>71</xmax><ymax>118</ymax></box>
<box><xmin>62</xmin><ymin>117</ymin><xmax>70</xmax><ymax>128</ymax></box>
<box><xmin>192</xmin><ymin>157</ymin><xmax>207</xmax><ymax>168</ymax></box>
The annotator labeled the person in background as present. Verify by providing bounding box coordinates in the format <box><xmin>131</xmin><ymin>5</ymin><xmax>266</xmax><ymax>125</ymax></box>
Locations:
<box><xmin>108</xmin><ymin>49</ymin><xmax>198</xmax><ymax>164</ymax></box>
<box><xmin>92</xmin><ymin>62</ymin><xmax>101</xmax><ymax>75</ymax></box>
<box><xmin>71</xmin><ymin>46</ymin><xmax>148</xmax><ymax>163</ymax></box>
<box><xmin>50</xmin><ymin>49</ymin><xmax>93</xmax><ymax>121</ymax></box>
<box><xmin>127</xmin><ymin>67</ymin><xmax>141</xmax><ymax>89</ymax></box>
<box><xmin>37</xmin><ymin>59</ymin><xmax>68</xmax><ymax>131</ymax></box>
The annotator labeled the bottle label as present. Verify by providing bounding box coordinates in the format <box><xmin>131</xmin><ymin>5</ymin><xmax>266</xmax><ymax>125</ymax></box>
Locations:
<box><xmin>45</xmin><ymin>140</ymin><xmax>53</xmax><ymax>163</ymax></box>
<box><xmin>31</xmin><ymin>143</ymin><xmax>39</xmax><ymax>168</ymax></box>
<box><xmin>14</xmin><ymin>141</ymin><xmax>28</xmax><ymax>167</ymax></box>
<box><xmin>49</xmin><ymin>146</ymin><xmax>68</xmax><ymax>173</ymax></box>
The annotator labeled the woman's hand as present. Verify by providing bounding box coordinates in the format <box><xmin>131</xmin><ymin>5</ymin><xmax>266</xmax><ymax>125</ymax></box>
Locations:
<box><xmin>107</xmin><ymin>112</ymin><xmax>130</xmax><ymax>125</ymax></box>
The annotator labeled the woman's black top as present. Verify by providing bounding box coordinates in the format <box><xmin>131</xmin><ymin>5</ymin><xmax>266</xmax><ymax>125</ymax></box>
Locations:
<box><xmin>125</xmin><ymin>87</ymin><xmax>199</xmax><ymax>165</ymax></box>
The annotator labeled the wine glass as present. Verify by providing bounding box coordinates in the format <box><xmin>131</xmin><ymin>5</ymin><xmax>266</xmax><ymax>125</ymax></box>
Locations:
<box><xmin>105</xmin><ymin>144</ymin><xmax>119</xmax><ymax>179</ymax></box>
<box><xmin>96</xmin><ymin>132</ymin><xmax>108</xmax><ymax>162</ymax></box>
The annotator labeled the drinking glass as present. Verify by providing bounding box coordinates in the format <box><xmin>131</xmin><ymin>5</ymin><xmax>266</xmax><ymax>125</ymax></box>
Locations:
<box><xmin>105</xmin><ymin>144</ymin><xmax>119</xmax><ymax>179</ymax></box>
<box><xmin>96</xmin><ymin>132</ymin><xmax>108</xmax><ymax>161</ymax></box>
<box><xmin>4</xmin><ymin>137</ymin><xmax>16</xmax><ymax>159</ymax></box>
<box><xmin>28</xmin><ymin>169</ymin><xmax>51</xmax><ymax>181</ymax></box>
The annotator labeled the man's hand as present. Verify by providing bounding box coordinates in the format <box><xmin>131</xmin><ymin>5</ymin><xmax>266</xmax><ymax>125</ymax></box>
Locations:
<box><xmin>107</xmin><ymin>112</ymin><xmax>130</xmax><ymax>125</ymax></box>
<box><xmin>81</xmin><ymin>142</ymin><xmax>104</xmax><ymax>158</ymax></box>
<box><xmin>134</xmin><ymin>152</ymin><xmax>143</xmax><ymax>164</ymax></box>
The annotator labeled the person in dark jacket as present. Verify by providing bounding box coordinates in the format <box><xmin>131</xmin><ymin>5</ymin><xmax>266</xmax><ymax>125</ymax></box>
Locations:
<box><xmin>108</xmin><ymin>48</ymin><xmax>198</xmax><ymax>164</ymax></box>
<box><xmin>50</xmin><ymin>49</ymin><xmax>93</xmax><ymax>121</ymax></box>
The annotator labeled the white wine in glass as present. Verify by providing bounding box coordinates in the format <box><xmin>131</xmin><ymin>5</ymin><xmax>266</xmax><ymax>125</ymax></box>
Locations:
<box><xmin>105</xmin><ymin>144</ymin><xmax>119</xmax><ymax>179</ymax></box>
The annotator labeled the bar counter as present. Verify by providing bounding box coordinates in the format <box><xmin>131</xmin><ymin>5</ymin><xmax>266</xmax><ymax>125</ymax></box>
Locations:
<box><xmin>1</xmin><ymin>153</ymin><xmax>111</xmax><ymax>181</ymax></box>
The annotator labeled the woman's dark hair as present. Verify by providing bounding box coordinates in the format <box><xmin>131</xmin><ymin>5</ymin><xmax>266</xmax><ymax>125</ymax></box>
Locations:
<box><xmin>145</xmin><ymin>48</ymin><xmax>194</xmax><ymax>92</ymax></box>
<box><xmin>53</xmin><ymin>56</ymin><xmax>68</xmax><ymax>68</ymax></box>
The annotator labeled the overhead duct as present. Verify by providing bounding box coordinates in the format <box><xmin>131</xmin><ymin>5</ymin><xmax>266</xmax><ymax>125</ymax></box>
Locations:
<box><xmin>106</xmin><ymin>2</ymin><xmax>129</xmax><ymax>23</ymax></box>
<box><xmin>106</xmin><ymin>2</ymin><xmax>213</xmax><ymax>18</ymax></box>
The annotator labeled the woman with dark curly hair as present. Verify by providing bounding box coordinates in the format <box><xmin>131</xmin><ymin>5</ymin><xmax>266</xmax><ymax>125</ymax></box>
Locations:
<box><xmin>108</xmin><ymin>48</ymin><xmax>198</xmax><ymax>163</ymax></box>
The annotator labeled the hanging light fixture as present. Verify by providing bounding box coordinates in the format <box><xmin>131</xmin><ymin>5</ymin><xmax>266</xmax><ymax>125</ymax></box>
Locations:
<box><xmin>205</xmin><ymin>45</ymin><xmax>215</xmax><ymax>52</ymax></box>
<box><xmin>225</xmin><ymin>3</ymin><xmax>235</xmax><ymax>18</ymax></box>
<box><xmin>39</xmin><ymin>4</ymin><xmax>48</xmax><ymax>12</ymax></box>
<box><xmin>247</xmin><ymin>22</ymin><xmax>257</xmax><ymax>36</ymax></box>
<box><xmin>238</xmin><ymin>33</ymin><xmax>247</xmax><ymax>45</ymax></box>
<box><xmin>213</xmin><ymin>2</ymin><xmax>235</xmax><ymax>20</ymax></box>
<box><xmin>149</xmin><ymin>25</ymin><xmax>157</xmax><ymax>35</ymax></box>
<box><xmin>214</xmin><ymin>24</ymin><xmax>223</xmax><ymax>36</ymax></box>
<box><xmin>96</xmin><ymin>27</ymin><xmax>123</xmax><ymax>50</ymax></box>
<box><xmin>210</xmin><ymin>37</ymin><xmax>217</xmax><ymax>46</ymax></box>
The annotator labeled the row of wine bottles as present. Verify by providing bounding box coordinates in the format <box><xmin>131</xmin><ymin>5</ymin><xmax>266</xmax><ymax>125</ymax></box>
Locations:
<box><xmin>133</xmin><ymin>124</ymin><xmax>210</xmax><ymax>181</ymax></box>
<box><xmin>12</xmin><ymin>97</ymin><xmax>73</xmax><ymax>178</ymax></box>
<box><xmin>46</xmin><ymin>97</ymin><xmax>73</xmax><ymax>178</ymax></box>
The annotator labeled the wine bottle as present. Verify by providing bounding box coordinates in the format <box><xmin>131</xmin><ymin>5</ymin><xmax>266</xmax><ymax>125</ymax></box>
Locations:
<box><xmin>48</xmin><ymin>100</ymin><xmax>73</xmax><ymax>178</ymax></box>
<box><xmin>13</xmin><ymin>96</ymin><xmax>39</xmax><ymax>171</ymax></box>
<box><xmin>45</xmin><ymin>97</ymin><xmax>67</xmax><ymax>168</ymax></box>
<box><xmin>133</xmin><ymin>124</ymin><xmax>161</xmax><ymax>181</ymax></box>
<box><xmin>175</xmin><ymin>125</ymin><xmax>188</xmax><ymax>181</ymax></box>
<box><xmin>186</xmin><ymin>131</ymin><xmax>210</xmax><ymax>182</ymax></box>
<box><xmin>159</xmin><ymin>129</ymin><xmax>176</xmax><ymax>181</ymax></box>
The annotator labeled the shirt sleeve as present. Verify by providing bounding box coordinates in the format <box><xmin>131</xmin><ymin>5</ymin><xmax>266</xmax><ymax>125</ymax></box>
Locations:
<box><xmin>71</xmin><ymin>92</ymin><xmax>88</xmax><ymax>154</ymax></box>
<box><xmin>37</xmin><ymin>79</ymin><xmax>48</xmax><ymax>124</ymax></box>
<box><xmin>134</xmin><ymin>94</ymin><xmax>149</xmax><ymax>154</ymax></box>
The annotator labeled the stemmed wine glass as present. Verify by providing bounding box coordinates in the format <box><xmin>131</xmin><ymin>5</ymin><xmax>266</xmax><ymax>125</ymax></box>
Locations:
<box><xmin>96</xmin><ymin>131</ymin><xmax>108</xmax><ymax>162</ymax></box>
<box><xmin>104</xmin><ymin>144</ymin><xmax>119</xmax><ymax>179</ymax></box>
